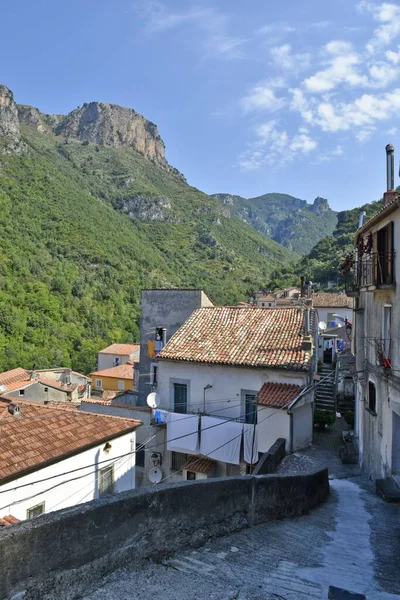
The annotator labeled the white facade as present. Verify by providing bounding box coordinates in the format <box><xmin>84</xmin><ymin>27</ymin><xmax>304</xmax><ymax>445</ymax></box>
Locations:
<box><xmin>97</xmin><ymin>352</ymin><xmax>135</xmax><ymax>371</ymax></box>
<box><xmin>156</xmin><ymin>360</ymin><xmax>312</xmax><ymax>461</ymax></box>
<box><xmin>353</xmin><ymin>202</ymin><xmax>400</xmax><ymax>480</ymax></box>
<box><xmin>0</xmin><ymin>431</ymin><xmax>136</xmax><ymax>521</ymax></box>
<box><xmin>315</xmin><ymin>306</ymin><xmax>352</xmax><ymax>329</ymax></box>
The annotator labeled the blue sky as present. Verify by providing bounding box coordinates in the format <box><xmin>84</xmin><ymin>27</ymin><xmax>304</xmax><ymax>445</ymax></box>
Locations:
<box><xmin>2</xmin><ymin>0</ymin><xmax>400</xmax><ymax>211</ymax></box>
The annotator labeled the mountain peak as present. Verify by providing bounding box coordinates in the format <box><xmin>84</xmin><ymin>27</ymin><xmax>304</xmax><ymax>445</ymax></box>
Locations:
<box><xmin>53</xmin><ymin>101</ymin><xmax>167</xmax><ymax>166</ymax></box>
<box><xmin>311</xmin><ymin>196</ymin><xmax>330</xmax><ymax>215</ymax></box>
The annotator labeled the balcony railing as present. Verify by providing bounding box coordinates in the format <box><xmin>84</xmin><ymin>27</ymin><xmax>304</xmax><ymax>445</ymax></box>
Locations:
<box><xmin>344</xmin><ymin>251</ymin><xmax>395</xmax><ymax>294</ymax></box>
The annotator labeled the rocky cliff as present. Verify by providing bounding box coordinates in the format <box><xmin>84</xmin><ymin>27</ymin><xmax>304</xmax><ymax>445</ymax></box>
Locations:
<box><xmin>0</xmin><ymin>86</ymin><xmax>26</xmax><ymax>154</ymax></box>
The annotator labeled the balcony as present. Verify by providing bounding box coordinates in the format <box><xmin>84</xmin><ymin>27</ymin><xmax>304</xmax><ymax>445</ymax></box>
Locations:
<box><xmin>344</xmin><ymin>251</ymin><xmax>395</xmax><ymax>295</ymax></box>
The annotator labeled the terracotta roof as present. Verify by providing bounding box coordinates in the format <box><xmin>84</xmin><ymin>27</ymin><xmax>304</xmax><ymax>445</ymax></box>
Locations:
<box><xmin>0</xmin><ymin>368</ymin><xmax>30</xmax><ymax>387</ymax></box>
<box><xmin>312</xmin><ymin>293</ymin><xmax>351</xmax><ymax>308</ymax></box>
<box><xmin>181</xmin><ymin>455</ymin><xmax>216</xmax><ymax>474</ymax></box>
<box><xmin>0</xmin><ymin>379</ymin><xmax>35</xmax><ymax>394</ymax></box>
<box><xmin>0</xmin><ymin>398</ymin><xmax>141</xmax><ymax>483</ymax></box>
<box><xmin>257</xmin><ymin>382</ymin><xmax>303</xmax><ymax>408</ymax></box>
<box><xmin>90</xmin><ymin>361</ymin><xmax>135</xmax><ymax>379</ymax></box>
<box><xmin>99</xmin><ymin>344</ymin><xmax>139</xmax><ymax>356</ymax></box>
<box><xmin>82</xmin><ymin>399</ymin><xmax>150</xmax><ymax>411</ymax></box>
<box><xmin>158</xmin><ymin>307</ymin><xmax>314</xmax><ymax>371</ymax></box>
<box><xmin>0</xmin><ymin>515</ymin><xmax>20</xmax><ymax>527</ymax></box>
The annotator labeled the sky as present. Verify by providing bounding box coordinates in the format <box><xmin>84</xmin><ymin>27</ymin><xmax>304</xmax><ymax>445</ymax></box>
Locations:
<box><xmin>2</xmin><ymin>0</ymin><xmax>400</xmax><ymax>211</ymax></box>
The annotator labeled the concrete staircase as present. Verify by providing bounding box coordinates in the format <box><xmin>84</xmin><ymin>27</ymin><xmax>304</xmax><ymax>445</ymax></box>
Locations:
<box><xmin>315</xmin><ymin>364</ymin><xmax>336</xmax><ymax>412</ymax></box>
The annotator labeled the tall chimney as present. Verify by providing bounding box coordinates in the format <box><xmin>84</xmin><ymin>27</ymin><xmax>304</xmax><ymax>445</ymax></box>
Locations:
<box><xmin>386</xmin><ymin>144</ymin><xmax>394</xmax><ymax>191</ymax></box>
<box><xmin>384</xmin><ymin>144</ymin><xmax>396</xmax><ymax>207</ymax></box>
<box><xmin>358</xmin><ymin>210</ymin><xmax>366</xmax><ymax>229</ymax></box>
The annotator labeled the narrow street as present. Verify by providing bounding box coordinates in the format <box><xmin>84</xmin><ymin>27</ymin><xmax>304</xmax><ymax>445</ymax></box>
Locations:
<box><xmin>82</xmin><ymin>423</ymin><xmax>400</xmax><ymax>600</ymax></box>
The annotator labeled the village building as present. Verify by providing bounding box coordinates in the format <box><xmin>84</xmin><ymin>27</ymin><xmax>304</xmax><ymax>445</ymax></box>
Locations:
<box><xmin>97</xmin><ymin>343</ymin><xmax>140</xmax><ymax>371</ymax></box>
<box><xmin>0</xmin><ymin>396</ymin><xmax>141</xmax><ymax>521</ymax></box>
<box><xmin>90</xmin><ymin>361</ymin><xmax>136</xmax><ymax>394</ymax></box>
<box><xmin>148</xmin><ymin>305</ymin><xmax>317</xmax><ymax>481</ymax></box>
<box><xmin>0</xmin><ymin>367</ymin><xmax>91</xmax><ymax>403</ymax></box>
<box><xmin>344</xmin><ymin>144</ymin><xmax>400</xmax><ymax>487</ymax></box>
<box><xmin>312</xmin><ymin>292</ymin><xmax>353</xmax><ymax>329</ymax></box>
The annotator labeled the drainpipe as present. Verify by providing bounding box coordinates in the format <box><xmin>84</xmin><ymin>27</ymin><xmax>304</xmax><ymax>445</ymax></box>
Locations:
<box><xmin>203</xmin><ymin>384</ymin><xmax>212</xmax><ymax>412</ymax></box>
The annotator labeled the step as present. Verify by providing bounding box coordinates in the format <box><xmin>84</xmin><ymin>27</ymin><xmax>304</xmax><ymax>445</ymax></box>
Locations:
<box><xmin>376</xmin><ymin>477</ymin><xmax>400</xmax><ymax>503</ymax></box>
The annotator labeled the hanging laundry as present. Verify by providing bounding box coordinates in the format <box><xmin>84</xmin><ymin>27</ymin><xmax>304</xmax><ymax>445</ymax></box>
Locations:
<box><xmin>167</xmin><ymin>412</ymin><xmax>199</xmax><ymax>454</ymax></box>
<box><xmin>200</xmin><ymin>416</ymin><xmax>243</xmax><ymax>465</ymax></box>
<box><xmin>147</xmin><ymin>339</ymin><xmax>155</xmax><ymax>358</ymax></box>
<box><xmin>243</xmin><ymin>423</ymin><xmax>258</xmax><ymax>464</ymax></box>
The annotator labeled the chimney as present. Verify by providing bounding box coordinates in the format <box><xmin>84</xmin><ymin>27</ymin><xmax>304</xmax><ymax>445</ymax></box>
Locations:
<box><xmin>300</xmin><ymin>276</ymin><xmax>305</xmax><ymax>298</ymax></box>
<box><xmin>384</xmin><ymin>144</ymin><xmax>396</xmax><ymax>207</ymax></box>
<box><xmin>162</xmin><ymin>328</ymin><xmax>167</xmax><ymax>347</ymax></box>
<box><xmin>8</xmin><ymin>403</ymin><xmax>21</xmax><ymax>417</ymax></box>
<box><xmin>302</xmin><ymin>309</ymin><xmax>313</xmax><ymax>352</ymax></box>
<box><xmin>358</xmin><ymin>210</ymin><xmax>366</xmax><ymax>229</ymax></box>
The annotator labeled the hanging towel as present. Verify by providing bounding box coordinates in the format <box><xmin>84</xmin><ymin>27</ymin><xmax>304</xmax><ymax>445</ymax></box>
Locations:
<box><xmin>200</xmin><ymin>416</ymin><xmax>243</xmax><ymax>465</ymax></box>
<box><xmin>147</xmin><ymin>339</ymin><xmax>155</xmax><ymax>359</ymax></box>
<box><xmin>243</xmin><ymin>423</ymin><xmax>258</xmax><ymax>464</ymax></box>
<box><xmin>167</xmin><ymin>412</ymin><xmax>199</xmax><ymax>454</ymax></box>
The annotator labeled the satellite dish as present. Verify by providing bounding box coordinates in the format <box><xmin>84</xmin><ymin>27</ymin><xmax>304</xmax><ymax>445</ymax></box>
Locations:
<box><xmin>147</xmin><ymin>392</ymin><xmax>161</xmax><ymax>409</ymax></box>
<box><xmin>148</xmin><ymin>467</ymin><xmax>162</xmax><ymax>484</ymax></box>
<box><xmin>318</xmin><ymin>321</ymin><xmax>327</xmax><ymax>331</ymax></box>
<box><xmin>0</xmin><ymin>385</ymin><xmax>6</xmax><ymax>393</ymax></box>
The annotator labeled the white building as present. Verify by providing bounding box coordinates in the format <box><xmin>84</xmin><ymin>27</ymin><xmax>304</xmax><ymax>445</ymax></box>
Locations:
<box><xmin>345</xmin><ymin>168</ymin><xmax>400</xmax><ymax>485</ymax></box>
<box><xmin>0</xmin><ymin>367</ymin><xmax>91</xmax><ymax>403</ymax></box>
<box><xmin>151</xmin><ymin>306</ymin><xmax>316</xmax><ymax>480</ymax></box>
<box><xmin>0</xmin><ymin>397</ymin><xmax>141</xmax><ymax>521</ymax></box>
<box><xmin>312</xmin><ymin>293</ymin><xmax>353</xmax><ymax>329</ymax></box>
<box><xmin>97</xmin><ymin>343</ymin><xmax>140</xmax><ymax>371</ymax></box>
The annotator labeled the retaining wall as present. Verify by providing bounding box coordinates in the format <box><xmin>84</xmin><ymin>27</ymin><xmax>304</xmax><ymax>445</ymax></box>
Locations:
<box><xmin>0</xmin><ymin>469</ymin><xmax>329</xmax><ymax>600</ymax></box>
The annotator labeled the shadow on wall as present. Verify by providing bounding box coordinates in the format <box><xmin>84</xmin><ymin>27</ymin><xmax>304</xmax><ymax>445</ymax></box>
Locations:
<box><xmin>0</xmin><ymin>469</ymin><xmax>329</xmax><ymax>600</ymax></box>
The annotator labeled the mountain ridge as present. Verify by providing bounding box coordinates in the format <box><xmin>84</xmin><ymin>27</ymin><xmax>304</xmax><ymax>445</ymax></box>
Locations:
<box><xmin>212</xmin><ymin>192</ymin><xmax>338</xmax><ymax>255</ymax></box>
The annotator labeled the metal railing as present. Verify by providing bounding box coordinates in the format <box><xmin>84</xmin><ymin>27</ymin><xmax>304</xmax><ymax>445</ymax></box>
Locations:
<box><xmin>344</xmin><ymin>251</ymin><xmax>395</xmax><ymax>293</ymax></box>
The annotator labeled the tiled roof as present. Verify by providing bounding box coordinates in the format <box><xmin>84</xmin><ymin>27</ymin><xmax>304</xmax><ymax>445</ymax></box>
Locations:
<box><xmin>82</xmin><ymin>399</ymin><xmax>150</xmax><ymax>411</ymax></box>
<box><xmin>0</xmin><ymin>368</ymin><xmax>30</xmax><ymax>386</ymax></box>
<box><xmin>0</xmin><ymin>398</ymin><xmax>141</xmax><ymax>482</ymax></box>
<box><xmin>181</xmin><ymin>455</ymin><xmax>216</xmax><ymax>474</ymax></box>
<box><xmin>312</xmin><ymin>293</ymin><xmax>351</xmax><ymax>308</ymax></box>
<box><xmin>158</xmin><ymin>307</ymin><xmax>314</xmax><ymax>371</ymax></box>
<box><xmin>0</xmin><ymin>515</ymin><xmax>20</xmax><ymax>527</ymax></box>
<box><xmin>90</xmin><ymin>362</ymin><xmax>135</xmax><ymax>379</ymax></box>
<box><xmin>257</xmin><ymin>382</ymin><xmax>303</xmax><ymax>408</ymax></box>
<box><xmin>99</xmin><ymin>344</ymin><xmax>139</xmax><ymax>356</ymax></box>
<box><xmin>0</xmin><ymin>379</ymin><xmax>35</xmax><ymax>394</ymax></box>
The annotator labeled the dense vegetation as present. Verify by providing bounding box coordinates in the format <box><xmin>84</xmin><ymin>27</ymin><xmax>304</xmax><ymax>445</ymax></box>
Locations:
<box><xmin>0</xmin><ymin>120</ymin><xmax>295</xmax><ymax>373</ymax></box>
<box><xmin>213</xmin><ymin>192</ymin><xmax>338</xmax><ymax>255</ymax></box>
<box><xmin>266</xmin><ymin>201</ymin><xmax>383</xmax><ymax>291</ymax></box>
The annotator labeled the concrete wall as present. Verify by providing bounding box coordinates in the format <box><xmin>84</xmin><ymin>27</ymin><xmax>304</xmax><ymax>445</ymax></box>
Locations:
<box><xmin>0</xmin><ymin>431</ymin><xmax>136</xmax><ymax>522</ymax></box>
<box><xmin>138</xmin><ymin>289</ymin><xmax>213</xmax><ymax>405</ymax></box>
<box><xmin>0</xmin><ymin>468</ymin><xmax>329</xmax><ymax>600</ymax></box>
<box><xmin>354</xmin><ymin>207</ymin><xmax>400</xmax><ymax>479</ymax></box>
<box><xmin>257</xmin><ymin>405</ymin><xmax>291</xmax><ymax>452</ymax></box>
<box><xmin>293</xmin><ymin>402</ymin><xmax>313</xmax><ymax>451</ymax></box>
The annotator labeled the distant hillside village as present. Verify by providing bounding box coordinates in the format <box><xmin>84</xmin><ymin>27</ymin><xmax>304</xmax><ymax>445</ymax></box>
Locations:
<box><xmin>0</xmin><ymin>285</ymin><xmax>355</xmax><ymax>524</ymax></box>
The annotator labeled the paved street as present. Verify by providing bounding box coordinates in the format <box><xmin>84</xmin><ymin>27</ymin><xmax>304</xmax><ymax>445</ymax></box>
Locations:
<box><xmin>82</xmin><ymin>473</ymin><xmax>400</xmax><ymax>600</ymax></box>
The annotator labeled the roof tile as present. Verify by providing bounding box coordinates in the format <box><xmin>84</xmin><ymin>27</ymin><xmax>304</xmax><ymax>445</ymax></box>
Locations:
<box><xmin>90</xmin><ymin>362</ymin><xmax>135</xmax><ymax>379</ymax></box>
<box><xmin>181</xmin><ymin>455</ymin><xmax>216</xmax><ymax>474</ymax></box>
<box><xmin>257</xmin><ymin>382</ymin><xmax>303</xmax><ymax>408</ymax></box>
<box><xmin>158</xmin><ymin>307</ymin><xmax>314</xmax><ymax>371</ymax></box>
<box><xmin>99</xmin><ymin>344</ymin><xmax>140</xmax><ymax>356</ymax></box>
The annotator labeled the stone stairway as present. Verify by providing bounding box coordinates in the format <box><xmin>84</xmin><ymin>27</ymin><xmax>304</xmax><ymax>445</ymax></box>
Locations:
<box><xmin>315</xmin><ymin>364</ymin><xmax>336</xmax><ymax>412</ymax></box>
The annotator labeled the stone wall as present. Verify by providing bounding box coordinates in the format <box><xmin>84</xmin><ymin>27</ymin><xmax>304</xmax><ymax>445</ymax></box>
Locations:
<box><xmin>253</xmin><ymin>438</ymin><xmax>286</xmax><ymax>474</ymax></box>
<box><xmin>0</xmin><ymin>469</ymin><xmax>329</xmax><ymax>600</ymax></box>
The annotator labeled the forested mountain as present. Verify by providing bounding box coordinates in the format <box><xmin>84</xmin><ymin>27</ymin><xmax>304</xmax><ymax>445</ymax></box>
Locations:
<box><xmin>212</xmin><ymin>192</ymin><xmax>338</xmax><ymax>255</ymax></box>
<box><xmin>0</xmin><ymin>85</ymin><xmax>295</xmax><ymax>373</ymax></box>
<box><xmin>266</xmin><ymin>201</ymin><xmax>383</xmax><ymax>291</ymax></box>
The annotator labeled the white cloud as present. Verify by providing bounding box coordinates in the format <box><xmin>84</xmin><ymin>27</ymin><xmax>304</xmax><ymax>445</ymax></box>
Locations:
<box><xmin>359</xmin><ymin>2</ymin><xmax>400</xmax><ymax>53</ymax></box>
<box><xmin>325</xmin><ymin>40</ymin><xmax>354</xmax><ymax>55</ymax></box>
<box><xmin>386</xmin><ymin>46</ymin><xmax>400</xmax><ymax>64</ymax></box>
<box><xmin>241</xmin><ymin>85</ymin><xmax>286</xmax><ymax>113</ymax></box>
<box><xmin>369</xmin><ymin>61</ymin><xmax>399</xmax><ymax>87</ymax></box>
<box><xmin>137</xmin><ymin>1</ymin><xmax>247</xmax><ymax>59</ymax></box>
<box><xmin>311</xmin><ymin>144</ymin><xmax>344</xmax><ymax>164</ymax></box>
<box><xmin>270</xmin><ymin>44</ymin><xmax>311</xmax><ymax>71</ymax></box>
<box><xmin>238</xmin><ymin>121</ymin><xmax>317</xmax><ymax>171</ymax></box>
<box><xmin>303</xmin><ymin>52</ymin><xmax>368</xmax><ymax>93</ymax></box>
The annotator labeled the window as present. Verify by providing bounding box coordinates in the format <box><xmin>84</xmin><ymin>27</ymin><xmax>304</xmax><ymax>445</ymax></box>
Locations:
<box><xmin>171</xmin><ymin>452</ymin><xmax>187</xmax><ymax>471</ymax></box>
<box><xmin>99</xmin><ymin>465</ymin><xmax>114</xmax><ymax>496</ymax></box>
<box><xmin>151</xmin><ymin>364</ymin><xmax>158</xmax><ymax>386</ymax></box>
<box><xmin>118</xmin><ymin>380</ymin><xmax>125</xmax><ymax>390</ymax></box>
<box><xmin>186</xmin><ymin>471</ymin><xmax>196</xmax><ymax>480</ymax></box>
<box><xmin>136</xmin><ymin>447</ymin><xmax>145</xmax><ymax>468</ymax></box>
<box><xmin>174</xmin><ymin>383</ymin><xmax>187</xmax><ymax>413</ymax></box>
<box><xmin>27</xmin><ymin>502</ymin><xmax>45</xmax><ymax>519</ymax></box>
<box><xmin>383</xmin><ymin>305</ymin><xmax>392</xmax><ymax>359</ymax></box>
<box><xmin>95</xmin><ymin>378</ymin><xmax>102</xmax><ymax>389</ymax></box>
<box><xmin>327</xmin><ymin>312</ymin><xmax>336</xmax><ymax>328</ymax></box>
<box><xmin>19</xmin><ymin>389</ymin><xmax>25</xmax><ymax>397</ymax></box>
<box><xmin>44</xmin><ymin>387</ymin><xmax>48</xmax><ymax>392</ymax></box>
<box><xmin>113</xmin><ymin>357</ymin><xmax>120</xmax><ymax>366</ymax></box>
<box><xmin>262</xmin><ymin>302</ymin><xmax>265</xmax><ymax>307</ymax></box>
<box><xmin>368</xmin><ymin>381</ymin><xmax>376</xmax><ymax>414</ymax></box>
<box><xmin>242</xmin><ymin>390</ymin><xmax>257</xmax><ymax>424</ymax></box>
